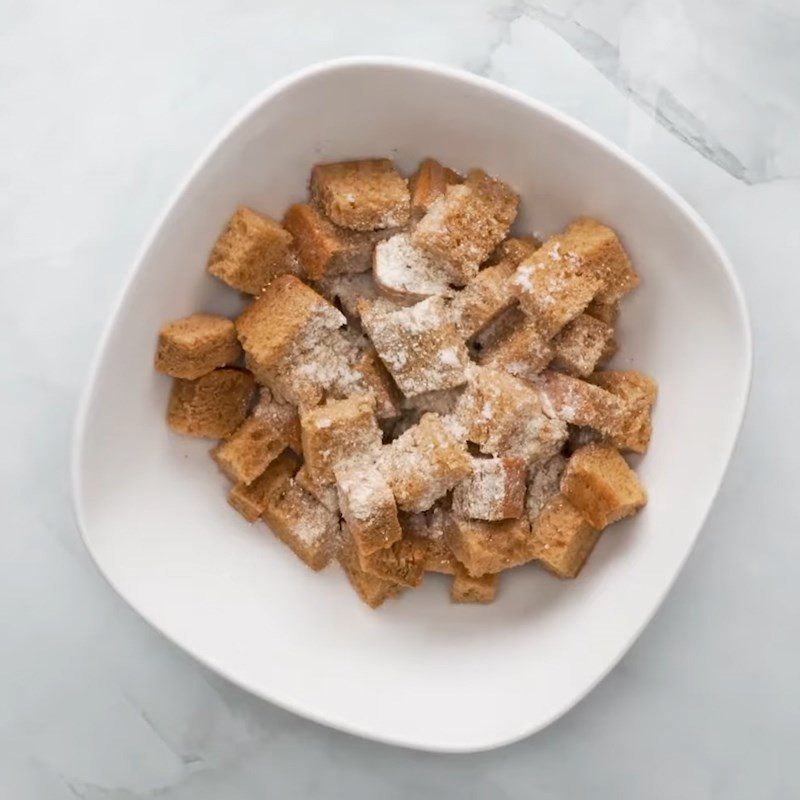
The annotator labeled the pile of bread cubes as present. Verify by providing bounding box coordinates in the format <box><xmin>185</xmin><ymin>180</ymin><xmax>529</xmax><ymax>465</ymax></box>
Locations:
<box><xmin>155</xmin><ymin>157</ymin><xmax>655</xmax><ymax>608</ymax></box>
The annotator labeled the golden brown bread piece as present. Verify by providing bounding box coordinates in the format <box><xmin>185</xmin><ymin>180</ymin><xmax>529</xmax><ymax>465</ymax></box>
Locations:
<box><xmin>450</xmin><ymin>565</ymin><xmax>498</xmax><ymax>604</ymax></box>
<box><xmin>155</xmin><ymin>314</ymin><xmax>241</xmax><ymax>380</ymax></box>
<box><xmin>227</xmin><ymin>450</ymin><xmax>300</xmax><ymax>522</ymax></box>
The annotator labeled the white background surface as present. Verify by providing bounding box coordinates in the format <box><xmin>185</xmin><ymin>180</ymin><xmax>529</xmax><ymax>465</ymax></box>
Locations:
<box><xmin>1</xmin><ymin>1</ymin><xmax>798</xmax><ymax>797</ymax></box>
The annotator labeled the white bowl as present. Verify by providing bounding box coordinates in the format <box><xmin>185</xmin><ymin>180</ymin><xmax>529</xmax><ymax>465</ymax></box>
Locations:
<box><xmin>72</xmin><ymin>57</ymin><xmax>752</xmax><ymax>752</ymax></box>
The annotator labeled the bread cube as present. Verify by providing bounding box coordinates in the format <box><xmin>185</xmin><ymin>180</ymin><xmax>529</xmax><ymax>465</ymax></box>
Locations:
<box><xmin>452</xmin><ymin>367</ymin><xmax>567</xmax><ymax>466</ymax></box>
<box><xmin>295</xmin><ymin>465</ymin><xmax>340</xmax><ymax>513</ymax></box>
<box><xmin>443</xmin><ymin>514</ymin><xmax>533</xmax><ymax>577</ymax></box>
<box><xmin>338</xmin><ymin>525</ymin><xmax>402</xmax><ymax>608</ymax></box>
<box><xmin>311</xmin><ymin>159</ymin><xmax>410</xmax><ymax>231</ymax></box>
<box><xmin>588</xmin><ymin>370</ymin><xmax>657</xmax><ymax>453</ymax></box>
<box><xmin>511</xmin><ymin>243</ymin><xmax>602</xmax><ymax>339</ymax></box>
<box><xmin>381</xmin><ymin>413</ymin><xmax>471</xmax><ymax>513</ymax></box>
<box><xmin>411</xmin><ymin>169</ymin><xmax>519</xmax><ymax>285</ymax></box>
<box><xmin>487</xmin><ymin>235</ymin><xmax>541</xmax><ymax>267</ymax></box>
<box><xmin>207</xmin><ymin>206</ymin><xmax>296</xmax><ymax>295</ymax></box>
<box><xmin>227</xmin><ymin>450</ymin><xmax>300</xmax><ymax>522</ymax></box>
<box><xmin>451</xmin><ymin>566</ymin><xmax>498</xmax><ymax>604</ymax></box>
<box><xmin>411</xmin><ymin>508</ymin><xmax>459</xmax><ymax>574</ymax></box>
<box><xmin>283</xmin><ymin>203</ymin><xmax>377</xmax><ymax>280</ymax></box>
<box><xmin>528</xmin><ymin>494</ymin><xmax>600</xmax><ymax>578</ymax></box>
<box><xmin>452</xmin><ymin>456</ymin><xmax>526</xmax><ymax>520</ymax></box>
<box><xmin>358</xmin><ymin>297</ymin><xmax>469</xmax><ymax>397</ymax></box>
<box><xmin>560</xmin><ymin>443</ymin><xmax>646</xmax><ymax>529</ymax></box>
<box><xmin>373</xmin><ymin>232</ymin><xmax>453</xmax><ymax>301</ymax></box>
<box><xmin>560</xmin><ymin>218</ymin><xmax>639</xmax><ymax>302</ymax></box>
<box><xmin>469</xmin><ymin>306</ymin><xmax>526</xmax><ymax>356</ymax></box>
<box><xmin>167</xmin><ymin>368</ymin><xmax>254</xmax><ymax>438</ymax></box>
<box><xmin>449</xmin><ymin>261</ymin><xmax>517</xmax><ymax>340</ymax></box>
<box><xmin>336</xmin><ymin>463</ymin><xmax>402</xmax><ymax>555</ymax></box>
<box><xmin>478</xmin><ymin>317</ymin><xmax>554</xmax><ymax>381</ymax></box>
<box><xmin>356</xmin><ymin>533</ymin><xmax>427</xmax><ymax>588</ymax></box>
<box><xmin>155</xmin><ymin>314</ymin><xmax>241</xmax><ymax>380</ymax></box>
<box><xmin>551</xmin><ymin>313</ymin><xmax>616</xmax><ymax>378</ymax></box>
<box><xmin>409</xmin><ymin>158</ymin><xmax>461</xmax><ymax>219</ymax></box>
<box><xmin>300</xmin><ymin>395</ymin><xmax>383</xmax><ymax>486</ymax></box>
<box><xmin>262</xmin><ymin>476</ymin><xmax>339</xmax><ymax>571</ymax></box>
<box><xmin>354</xmin><ymin>348</ymin><xmax>402</xmax><ymax>420</ymax></box>
<box><xmin>585</xmin><ymin>297</ymin><xmax>619</xmax><ymax>326</ymax></box>
<box><xmin>525</xmin><ymin>454</ymin><xmax>566</xmax><ymax>520</ymax></box>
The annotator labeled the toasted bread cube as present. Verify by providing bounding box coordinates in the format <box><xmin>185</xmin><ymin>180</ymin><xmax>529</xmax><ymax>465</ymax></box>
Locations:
<box><xmin>207</xmin><ymin>207</ymin><xmax>296</xmax><ymax>295</ymax></box>
<box><xmin>227</xmin><ymin>450</ymin><xmax>299</xmax><ymax>522</ymax></box>
<box><xmin>538</xmin><ymin>371</ymin><xmax>627</xmax><ymax>439</ymax></box>
<box><xmin>409</xmin><ymin>508</ymin><xmax>459</xmax><ymax>574</ymax></box>
<box><xmin>411</xmin><ymin>169</ymin><xmax>519</xmax><ymax>285</ymax></box>
<box><xmin>356</xmin><ymin>533</ymin><xmax>427</xmax><ymax>588</ymax></box>
<box><xmin>167</xmin><ymin>368</ymin><xmax>254</xmax><ymax>438</ymax></box>
<box><xmin>283</xmin><ymin>203</ymin><xmax>377</xmax><ymax>280</ymax></box>
<box><xmin>551</xmin><ymin>314</ymin><xmax>616</xmax><ymax>378</ymax></box>
<box><xmin>212</xmin><ymin>391</ymin><xmax>300</xmax><ymax>484</ymax></box>
<box><xmin>452</xmin><ymin>456</ymin><xmax>526</xmax><ymax>521</ymax></box>
<box><xmin>528</xmin><ymin>494</ymin><xmax>600</xmax><ymax>578</ymax></box>
<box><xmin>382</xmin><ymin>413</ymin><xmax>471</xmax><ymax>512</ymax></box>
<box><xmin>155</xmin><ymin>314</ymin><xmax>241</xmax><ymax>380</ymax></box>
<box><xmin>295</xmin><ymin>465</ymin><xmax>340</xmax><ymax>513</ymax></box>
<box><xmin>487</xmin><ymin>235</ymin><xmax>541</xmax><ymax>267</ymax></box>
<box><xmin>561</xmin><ymin>218</ymin><xmax>639</xmax><ymax>302</ymax></box>
<box><xmin>585</xmin><ymin>297</ymin><xmax>619</xmax><ymax>326</ymax></box>
<box><xmin>409</xmin><ymin>158</ymin><xmax>461</xmax><ymax>219</ymax></box>
<box><xmin>525</xmin><ymin>454</ymin><xmax>566</xmax><ymax>520</ymax></box>
<box><xmin>336</xmin><ymin>464</ymin><xmax>402</xmax><ymax>556</ymax></box>
<box><xmin>359</xmin><ymin>297</ymin><xmax>470</xmax><ymax>397</ymax></box>
<box><xmin>560</xmin><ymin>443</ymin><xmax>646</xmax><ymax>529</ymax></box>
<box><xmin>588</xmin><ymin>370</ymin><xmax>657</xmax><ymax>454</ymax></box>
<box><xmin>452</xmin><ymin>367</ymin><xmax>567</xmax><ymax>466</ymax></box>
<box><xmin>451</xmin><ymin>565</ymin><xmax>498</xmax><ymax>603</ymax></box>
<box><xmin>511</xmin><ymin>244</ymin><xmax>602</xmax><ymax>339</ymax></box>
<box><xmin>470</xmin><ymin>306</ymin><xmax>526</xmax><ymax>356</ymax></box>
<box><xmin>479</xmin><ymin>317</ymin><xmax>554</xmax><ymax>381</ymax></box>
<box><xmin>338</xmin><ymin>526</ymin><xmax>402</xmax><ymax>608</ymax></box>
<box><xmin>262</xmin><ymin>476</ymin><xmax>339</xmax><ymax>571</ymax></box>
<box><xmin>311</xmin><ymin>159</ymin><xmax>410</xmax><ymax>231</ymax></box>
<box><xmin>373</xmin><ymin>232</ymin><xmax>454</xmax><ymax>301</ymax></box>
<box><xmin>354</xmin><ymin>348</ymin><xmax>401</xmax><ymax>420</ymax></box>
<box><xmin>300</xmin><ymin>395</ymin><xmax>383</xmax><ymax>486</ymax></box>
<box><xmin>444</xmin><ymin>515</ymin><xmax>532</xmax><ymax>577</ymax></box>
<box><xmin>449</xmin><ymin>261</ymin><xmax>517</xmax><ymax>340</ymax></box>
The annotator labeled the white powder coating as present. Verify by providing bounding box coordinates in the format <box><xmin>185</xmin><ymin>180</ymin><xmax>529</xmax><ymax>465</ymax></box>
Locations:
<box><xmin>512</xmin><ymin>265</ymin><xmax>534</xmax><ymax>292</ymax></box>
<box><xmin>315</xmin><ymin>418</ymin><xmax>331</xmax><ymax>428</ymax></box>
<box><xmin>275</xmin><ymin>479</ymin><xmax>338</xmax><ymax>546</ymax></box>
<box><xmin>452</xmin><ymin>458</ymin><xmax>511</xmax><ymax>520</ymax></box>
<box><xmin>373</xmin><ymin>232</ymin><xmax>453</xmax><ymax>299</ymax></box>
<box><xmin>525</xmin><ymin>455</ymin><xmax>566</xmax><ymax>519</ymax></box>
<box><xmin>337</xmin><ymin>466</ymin><xmax>392</xmax><ymax>522</ymax></box>
<box><xmin>548</xmin><ymin>242</ymin><xmax>561</xmax><ymax>261</ymax></box>
<box><xmin>438</xmin><ymin>346</ymin><xmax>460</xmax><ymax>367</ymax></box>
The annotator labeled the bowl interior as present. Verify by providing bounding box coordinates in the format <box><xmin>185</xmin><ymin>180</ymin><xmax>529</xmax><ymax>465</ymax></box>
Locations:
<box><xmin>74</xmin><ymin>60</ymin><xmax>750</xmax><ymax>752</ymax></box>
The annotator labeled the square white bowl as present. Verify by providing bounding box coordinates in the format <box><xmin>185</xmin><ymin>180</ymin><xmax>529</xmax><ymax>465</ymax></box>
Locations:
<box><xmin>72</xmin><ymin>57</ymin><xmax>751</xmax><ymax>753</ymax></box>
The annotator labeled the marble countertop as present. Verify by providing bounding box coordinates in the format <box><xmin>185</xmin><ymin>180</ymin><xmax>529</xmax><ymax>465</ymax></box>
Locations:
<box><xmin>2</xmin><ymin>1</ymin><xmax>798</xmax><ymax>797</ymax></box>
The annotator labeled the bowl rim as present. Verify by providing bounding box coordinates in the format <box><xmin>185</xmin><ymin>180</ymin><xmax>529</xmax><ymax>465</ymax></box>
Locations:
<box><xmin>70</xmin><ymin>55</ymin><xmax>753</xmax><ymax>752</ymax></box>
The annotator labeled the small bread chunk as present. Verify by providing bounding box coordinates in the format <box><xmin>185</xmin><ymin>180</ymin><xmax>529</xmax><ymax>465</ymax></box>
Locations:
<box><xmin>336</xmin><ymin>464</ymin><xmax>402</xmax><ymax>556</ymax></box>
<box><xmin>207</xmin><ymin>207</ymin><xmax>295</xmax><ymax>295</ymax></box>
<box><xmin>560</xmin><ymin>443</ymin><xmax>647</xmax><ymax>529</ymax></box>
<box><xmin>444</xmin><ymin>515</ymin><xmax>533</xmax><ymax>577</ymax></box>
<box><xmin>411</xmin><ymin>169</ymin><xmax>519</xmax><ymax>285</ymax></box>
<box><xmin>487</xmin><ymin>235</ymin><xmax>541</xmax><ymax>267</ymax></box>
<box><xmin>382</xmin><ymin>413</ymin><xmax>471</xmax><ymax>513</ymax></box>
<box><xmin>585</xmin><ymin>297</ymin><xmax>619</xmax><ymax>326</ymax></box>
<box><xmin>449</xmin><ymin>261</ymin><xmax>517</xmax><ymax>340</ymax></box>
<box><xmin>356</xmin><ymin>534</ymin><xmax>427</xmax><ymax>588</ymax></box>
<box><xmin>283</xmin><ymin>203</ymin><xmax>378</xmax><ymax>280</ymax></box>
<box><xmin>451</xmin><ymin>565</ymin><xmax>498</xmax><ymax>604</ymax></box>
<box><xmin>528</xmin><ymin>494</ymin><xmax>600</xmax><ymax>578</ymax></box>
<box><xmin>452</xmin><ymin>456</ymin><xmax>526</xmax><ymax>521</ymax></box>
<box><xmin>295</xmin><ymin>464</ymin><xmax>340</xmax><ymax>513</ymax></box>
<box><xmin>262</xmin><ymin>476</ymin><xmax>339</xmax><ymax>571</ymax></box>
<box><xmin>470</xmin><ymin>306</ymin><xmax>526</xmax><ymax>356</ymax></box>
<box><xmin>373</xmin><ymin>232</ymin><xmax>453</xmax><ymax>301</ymax></box>
<box><xmin>338</xmin><ymin>526</ymin><xmax>402</xmax><ymax>608</ymax></box>
<box><xmin>478</xmin><ymin>317</ymin><xmax>555</xmax><ymax>381</ymax></box>
<box><xmin>155</xmin><ymin>314</ymin><xmax>241</xmax><ymax>380</ymax></box>
<box><xmin>167</xmin><ymin>368</ymin><xmax>254</xmax><ymax>438</ymax></box>
<box><xmin>538</xmin><ymin>371</ymin><xmax>627</xmax><ymax>440</ymax></box>
<box><xmin>561</xmin><ymin>218</ymin><xmax>639</xmax><ymax>303</ymax></box>
<box><xmin>525</xmin><ymin>454</ymin><xmax>566</xmax><ymax>520</ymax></box>
<box><xmin>511</xmin><ymin>242</ymin><xmax>603</xmax><ymax>339</ymax></box>
<box><xmin>311</xmin><ymin>159</ymin><xmax>410</xmax><ymax>231</ymax></box>
<box><xmin>588</xmin><ymin>370</ymin><xmax>657</xmax><ymax>454</ymax></box>
<box><xmin>212</xmin><ymin>391</ymin><xmax>300</xmax><ymax>484</ymax></box>
<box><xmin>228</xmin><ymin>450</ymin><xmax>299</xmax><ymax>522</ymax></box>
<box><xmin>355</xmin><ymin>348</ymin><xmax>402</xmax><ymax>420</ymax></box>
<box><xmin>452</xmin><ymin>367</ymin><xmax>567</xmax><ymax>466</ymax></box>
<box><xmin>300</xmin><ymin>395</ymin><xmax>383</xmax><ymax>486</ymax></box>
<box><xmin>409</xmin><ymin>508</ymin><xmax>459</xmax><ymax>574</ymax></box>
<box><xmin>359</xmin><ymin>297</ymin><xmax>470</xmax><ymax>397</ymax></box>
<box><xmin>409</xmin><ymin>158</ymin><xmax>462</xmax><ymax>219</ymax></box>
<box><xmin>551</xmin><ymin>314</ymin><xmax>616</xmax><ymax>378</ymax></box>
